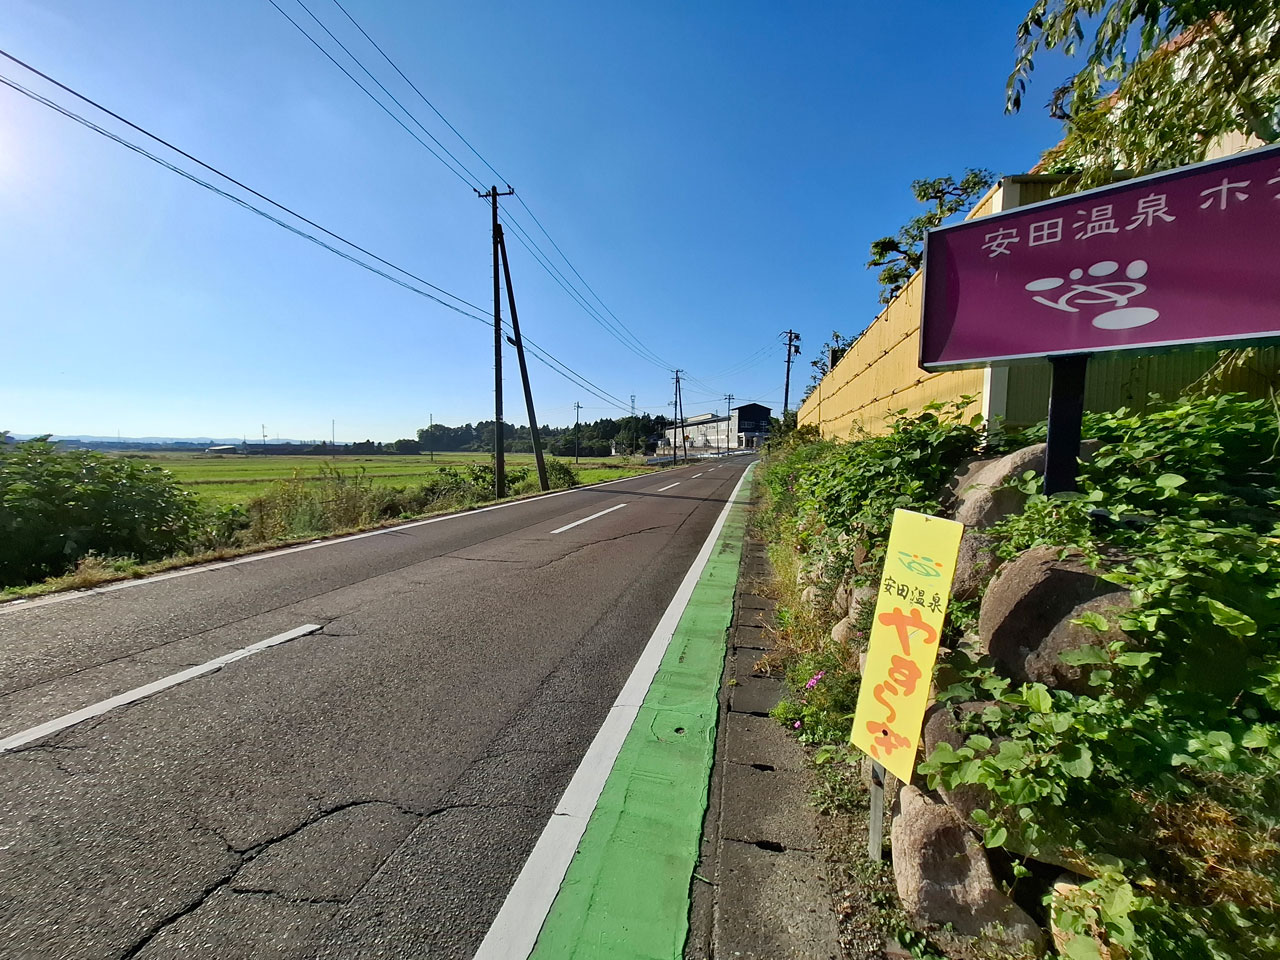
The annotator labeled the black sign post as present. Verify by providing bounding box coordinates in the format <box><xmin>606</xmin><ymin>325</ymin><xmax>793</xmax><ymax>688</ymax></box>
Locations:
<box><xmin>1044</xmin><ymin>354</ymin><xmax>1089</xmax><ymax>494</ymax></box>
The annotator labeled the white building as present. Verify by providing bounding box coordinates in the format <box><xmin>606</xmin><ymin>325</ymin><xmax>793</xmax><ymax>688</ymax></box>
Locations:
<box><xmin>658</xmin><ymin>403</ymin><xmax>771</xmax><ymax>456</ymax></box>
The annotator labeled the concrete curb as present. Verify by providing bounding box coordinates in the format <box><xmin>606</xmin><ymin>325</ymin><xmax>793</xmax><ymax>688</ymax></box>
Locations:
<box><xmin>686</xmin><ymin>534</ymin><xmax>843</xmax><ymax>960</ymax></box>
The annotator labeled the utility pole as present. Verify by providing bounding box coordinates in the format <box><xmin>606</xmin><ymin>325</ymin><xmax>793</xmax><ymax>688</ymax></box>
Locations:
<box><xmin>781</xmin><ymin>330</ymin><xmax>802</xmax><ymax>416</ymax></box>
<box><xmin>477</xmin><ymin>184</ymin><xmax>515</xmax><ymax>498</ymax></box>
<box><xmin>574</xmin><ymin>402</ymin><xmax>582</xmax><ymax>464</ymax></box>
<box><xmin>331</xmin><ymin>419</ymin><xmax>335</xmax><ymax>453</ymax></box>
<box><xmin>675</xmin><ymin>370</ymin><xmax>688</xmax><ymax>464</ymax></box>
<box><xmin>668</xmin><ymin>400</ymin><xmax>678</xmax><ymax>462</ymax></box>
<box><xmin>428</xmin><ymin>413</ymin><xmax>434</xmax><ymax>462</ymax></box>
<box><xmin>630</xmin><ymin>394</ymin><xmax>636</xmax><ymax>458</ymax></box>
<box><xmin>671</xmin><ymin>371</ymin><xmax>682</xmax><ymax>464</ymax></box>
<box><xmin>496</xmin><ymin>223</ymin><xmax>549</xmax><ymax>491</ymax></box>
<box><xmin>262</xmin><ymin>424</ymin><xmax>267</xmax><ymax>448</ymax></box>
<box><xmin>724</xmin><ymin>393</ymin><xmax>735</xmax><ymax>452</ymax></box>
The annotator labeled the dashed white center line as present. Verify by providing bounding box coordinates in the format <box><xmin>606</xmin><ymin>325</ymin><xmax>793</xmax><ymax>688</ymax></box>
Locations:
<box><xmin>657</xmin><ymin>482</ymin><xmax>680</xmax><ymax>492</ymax></box>
<box><xmin>0</xmin><ymin>623</ymin><xmax>323</xmax><ymax>753</ymax></box>
<box><xmin>549</xmin><ymin>502</ymin><xmax>628</xmax><ymax>534</ymax></box>
<box><xmin>691</xmin><ymin>473</ymin><xmax>703</xmax><ymax>478</ymax></box>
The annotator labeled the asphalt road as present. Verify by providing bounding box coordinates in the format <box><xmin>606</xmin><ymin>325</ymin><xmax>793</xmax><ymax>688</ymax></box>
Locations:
<box><xmin>0</xmin><ymin>457</ymin><xmax>753</xmax><ymax>960</ymax></box>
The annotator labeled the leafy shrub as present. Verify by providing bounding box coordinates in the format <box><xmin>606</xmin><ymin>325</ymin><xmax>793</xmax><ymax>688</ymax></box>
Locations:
<box><xmin>919</xmin><ymin>394</ymin><xmax>1280</xmax><ymax>958</ymax></box>
<box><xmin>546</xmin><ymin>458</ymin><xmax>578</xmax><ymax>489</ymax></box>
<box><xmin>0</xmin><ymin>439</ymin><xmax>201</xmax><ymax>586</ymax></box>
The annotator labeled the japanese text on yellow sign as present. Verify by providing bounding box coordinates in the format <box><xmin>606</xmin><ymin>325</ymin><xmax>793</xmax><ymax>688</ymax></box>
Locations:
<box><xmin>850</xmin><ymin>508</ymin><xmax>964</xmax><ymax>784</ymax></box>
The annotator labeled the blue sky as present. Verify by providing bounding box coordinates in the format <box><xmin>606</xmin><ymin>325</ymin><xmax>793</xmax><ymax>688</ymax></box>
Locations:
<box><xmin>1</xmin><ymin>1</ymin><xmax>1066</xmax><ymax>441</ymax></box>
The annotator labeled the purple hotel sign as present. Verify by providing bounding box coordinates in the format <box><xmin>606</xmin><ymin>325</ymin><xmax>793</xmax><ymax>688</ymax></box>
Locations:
<box><xmin>920</xmin><ymin>144</ymin><xmax>1280</xmax><ymax>370</ymax></box>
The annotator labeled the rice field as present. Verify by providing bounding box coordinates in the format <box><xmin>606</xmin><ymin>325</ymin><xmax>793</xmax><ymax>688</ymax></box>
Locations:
<box><xmin>135</xmin><ymin>452</ymin><xmax>656</xmax><ymax>506</ymax></box>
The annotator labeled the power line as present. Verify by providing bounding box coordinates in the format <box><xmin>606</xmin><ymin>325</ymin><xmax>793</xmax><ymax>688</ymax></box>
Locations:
<box><xmin>0</xmin><ymin>48</ymin><xmax>489</xmax><ymax>318</ymax></box>
<box><xmin>279</xmin><ymin>0</ymin><xmax>485</xmax><ymax>191</ymax></box>
<box><xmin>265</xmin><ymin>0</ymin><xmax>481</xmax><ymax>192</ymax></box>
<box><xmin>269</xmin><ymin>0</ymin><xmax>674</xmax><ymax>373</ymax></box>
<box><xmin>0</xmin><ymin>70</ymin><xmax>493</xmax><ymax>325</ymax></box>
<box><xmin>322</xmin><ymin>0</ymin><xmax>672</xmax><ymax>371</ymax></box>
<box><xmin>328</xmin><ymin>0</ymin><xmax>508</xmax><ymax>186</ymax></box>
<box><xmin>0</xmin><ymin>52</ymin><xmax>636</xmax><ymax>415</ymax></box>
<box><xmin>511</xmin><ymin>193</ymin><xmax>671</xmax><ymax>368</ymax></box>
<box><xmin>500</xmin><ymin>216</ymin><xmax>670</xmax><ymax>370</ymax></box>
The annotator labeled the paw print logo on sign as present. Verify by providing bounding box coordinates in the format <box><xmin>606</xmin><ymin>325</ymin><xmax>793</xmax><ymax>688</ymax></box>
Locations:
<box><xmin>1024</xmin><ymin>259</ymin><xmax>1159</xmax><ymax>330</ymax></box>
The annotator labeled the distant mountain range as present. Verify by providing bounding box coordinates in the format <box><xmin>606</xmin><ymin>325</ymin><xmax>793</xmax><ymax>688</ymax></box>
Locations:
<box><xmin>10</xmin><ymin>434</ymin><xmax>312</xmax><ymax>445</ymax></box>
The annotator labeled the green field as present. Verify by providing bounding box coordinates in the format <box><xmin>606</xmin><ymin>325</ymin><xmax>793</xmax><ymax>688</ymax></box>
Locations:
<box><xmin>135</xmin><ymin>452</ymin><xmax>656</xmax><ymax>506</ymax></box>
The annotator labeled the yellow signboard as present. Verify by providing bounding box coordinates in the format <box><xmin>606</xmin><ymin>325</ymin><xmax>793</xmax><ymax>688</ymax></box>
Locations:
<box><xmin>849</xmin><ymin>508</ymin><xmax>964</xmax><ymax>784</ymax></box>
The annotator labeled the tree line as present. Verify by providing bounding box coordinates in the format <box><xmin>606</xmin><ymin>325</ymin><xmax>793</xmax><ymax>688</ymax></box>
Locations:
<box><xmin>409</xmin><ymin>414</ymin><xmax>671</xmax><ymax>458</ymax></box>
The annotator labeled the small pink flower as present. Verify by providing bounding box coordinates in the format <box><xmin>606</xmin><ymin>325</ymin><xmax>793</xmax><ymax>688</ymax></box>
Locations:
<box><xmin>793</xmin><ymin>720</ymin><xmax>802</xmax><ymax>729</ymax></box>
<box><xmin>805</xmin><ymin>671</ymin><xmax>825</xmax><ymax>690</ymax></box>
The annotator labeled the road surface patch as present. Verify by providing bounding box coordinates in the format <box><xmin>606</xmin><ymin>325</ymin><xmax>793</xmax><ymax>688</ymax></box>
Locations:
<box><xmin>0</xmin><ymin>623</ymin><xmax>322</xmax><ymax>752</ymax></box>
<box><xmin>473</xmin><ymin>465</ymin><xmax>753</xmax><ymax>960</ymax></box>
<box><xmin>549</xmin><ymin>503</ymin><xmax>628</xmax><ymax>534</ymax></box>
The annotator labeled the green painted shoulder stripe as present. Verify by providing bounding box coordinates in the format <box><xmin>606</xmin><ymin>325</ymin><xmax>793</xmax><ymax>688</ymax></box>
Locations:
<box><xmin>530</xmin><ymin>466</ymin><xmax>754</xmax><ymax>960</ymax></box>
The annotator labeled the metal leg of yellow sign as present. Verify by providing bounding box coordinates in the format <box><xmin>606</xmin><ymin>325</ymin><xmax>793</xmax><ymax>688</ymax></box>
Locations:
<box><xmin>849</xmin><ymin>508</ymin><xmax>965</xmax><ymax>785</ymax></box>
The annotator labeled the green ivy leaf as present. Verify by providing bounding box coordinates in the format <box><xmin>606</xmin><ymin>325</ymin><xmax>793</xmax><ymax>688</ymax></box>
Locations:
<box><xmin>1202</xmin><ymin>597</ymin><xmax>1257</xmax><ymax>637</ymax></box>
<box><xmin>993</xmin><ymin>740</ymin><xmax>1027</xmax><ymax>770</ymax></box>
<box><xmin>1070</xmin><ymin>612</ymin><xmax>1110</xmax><ymax>633</ymax></box>
<box><xmin>1155</xmin><ymin>473</ymin><xmax>1186</xmax><ymax>491</ymax></box>
<box><xmin>1060</xmin><ymin>743</ymin><xmax>1095</xmax><ymax>779</ymax></box>
<box><xmin>1024</xmin><ymin>684</ymin><xmax>1053</xmax><ymax>713</ymax></box>
<box><xmin>1241</xmin><ymin>726</ymin><xmax>1276</xmax><ymax>750</ymax></box>
<box><xmin>1062</xmin><ymin>933</ymin><xmax>1105</xmax><ymax>960</ymax></box>
<box><xmin>1060</xmin><ymin>644</ymin><xmax>1110</xmax><ymax>665</ymax></box>
<box><xmin>983</xmin><ymin>824</ymin><xmax>1008</xmax><ymax>848</ymax></box>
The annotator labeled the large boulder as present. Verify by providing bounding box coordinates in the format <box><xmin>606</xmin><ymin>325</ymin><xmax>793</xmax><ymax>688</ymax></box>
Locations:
<box><xmin>979</xmin><ymin>546</ymin><xmax>1132</xmax><ymax>693</ymax></box>
<box><xmin>831</xmin><ymin>616</ymin><xmax>858</xmax><ymax>649</ymax></box>
<box><xmin>892</xmin><ymin>786</ymin><xmax>1045</xmax><ymax>951</ymax></box>
<box><xmin>800</xmin><ymin>584</ymin><xmax>821</xmax><ymax>610</ymax></box>
<box><xmin>953</xmin><ymin>441</ymin><xmax>1100</xmax><ymax>528</ymax></box>
<box><xmin>831</xmin><ymin>580</ymin><xmax>851</xmax><ymax>618</ymax></box>
<box><xmin>920</xmin><ymin>702</ymin><xmax>997</xmax><ymax>828</ymax></box>
<box><xmin>942</xmin><ymin>455</ymin><xmax>1002</xmax><ymax>513</ymax></box>
<box><xmin>952</xmin><ymin>444</ymin><xmax>1047</xmax><ymax>528</ymax></box>
<box><xmin>951</xmin><ymin>531</ymin><xmax>1001</xmax><ymax>601</ymax></box>
<box><xmin>848</xmin><ymin>585</ymin><xmax>878</xmax><ymax>624</ymax></box>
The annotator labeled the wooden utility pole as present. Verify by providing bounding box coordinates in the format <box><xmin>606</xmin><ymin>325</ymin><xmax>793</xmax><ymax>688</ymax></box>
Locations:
<box><xmin>496</xmin><ymin>224</ymin><xmax>549</xmax><ymax>491</ymax></box>
<box><xmin>574</xmin><ymin>401</ymin><xmax>582</xmax><ymax>463</ymax></box>
<box><xmin>477</xmin><ymin>184</ymin><xmax>515</xmax><ymax>498</ymax></box>
<box><xmin>781</xmin><ymin>330</ymin><xmax>801</xmax><ymax>416</ymax></box>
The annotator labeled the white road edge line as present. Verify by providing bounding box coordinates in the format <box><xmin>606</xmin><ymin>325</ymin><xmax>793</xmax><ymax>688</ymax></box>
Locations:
<box><xmin>472</xmin><ymin>463</ymin><xmax>753</xmax><ymax>960</ymax></box>
<box><xmin>657</xmin><ymin>481</ymin><xmax>680</xmax><ymax>492</ymax></box>
<box><xmin>0</xmin><ymin>623</ymin><xmax>323</xmax><ymax>753</ymax></box>
<box><xmin>1</xmin><ymin>472</ymin><xmax>653</xmax><ymax>613</ymax></box>
<box><xmin>549</xmin><ymin>503</ymin><xmax>628</xmax><ymax>535</ymax></box>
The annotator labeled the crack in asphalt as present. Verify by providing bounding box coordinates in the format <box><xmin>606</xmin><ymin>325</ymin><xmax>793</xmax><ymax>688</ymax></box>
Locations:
<box><xmin>5</xmin><ymin>741</ymin><xmax>90</xmax><ymax>776</ymax></box>
<box><xmin>120</xmin><ymin>798</ymin><xmax>539</xmax><ymax>958</ymax></box>
<box><xmin>228</xmin><ymin>887</ymin><xmax>346</xmax><ymax>906</ymax></box>
<box><xmin>539</xmin><ymin>524</ymin><xmax>672</xmax><ymax>569</ymax></box>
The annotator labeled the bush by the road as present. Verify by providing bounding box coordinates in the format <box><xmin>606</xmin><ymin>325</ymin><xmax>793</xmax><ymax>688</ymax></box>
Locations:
<box><xmin>760</xmin><ymin>394</ymin><xmax>1280</xmax><ymax>957</ymax></box>
<box><xmin>0</xmin><ymin>439</ymin><xmax>202</xmax><ymax>587</ymax></box>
